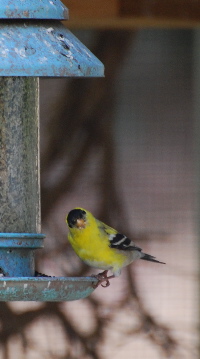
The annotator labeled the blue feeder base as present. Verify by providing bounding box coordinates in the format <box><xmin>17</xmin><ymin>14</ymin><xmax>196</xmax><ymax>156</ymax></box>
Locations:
<box><xmin>0</xmin><ymin>234</ymin><xmax>97</xmax><ymax>301</ymax></box>
<box><xmin>0</xmin><ymin>233</ymin><xmax>45</xmax><ymax>277</ymax></box>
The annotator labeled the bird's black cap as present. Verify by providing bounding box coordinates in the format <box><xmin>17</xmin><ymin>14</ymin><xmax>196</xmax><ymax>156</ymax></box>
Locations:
<box><xmin>67</xmin><ymin>209</ymin><xmax>86</xmax><ymax>228</ymax></box>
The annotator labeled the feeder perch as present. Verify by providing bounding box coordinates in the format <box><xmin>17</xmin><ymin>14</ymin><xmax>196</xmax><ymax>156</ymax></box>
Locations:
<box><xmin>0</xmin><ymin>0</ymin><xmax>103</xmax><ymax>301</ymax></box>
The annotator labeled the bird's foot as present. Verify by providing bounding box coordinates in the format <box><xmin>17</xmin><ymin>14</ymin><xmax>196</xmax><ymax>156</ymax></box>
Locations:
<box><xmin>92</xmin><ymin>270</ymin><xmax>115</xmax><ymax>288</ymax></box>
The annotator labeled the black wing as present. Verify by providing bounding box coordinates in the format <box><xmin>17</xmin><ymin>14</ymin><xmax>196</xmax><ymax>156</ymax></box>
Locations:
<box><xmin>97</xmin><ymin>220</ymin><xmax>142</xmax><ymax>252</ymax></box>
<box><xmin>109</xmin><ymin>233</ymin><xmax>142</xmax><ymax>252</ymax></box>
<box><xmin>98</xmin><ymin>221</ymin><xmax>166</xmax><ymax>263</ymax></box>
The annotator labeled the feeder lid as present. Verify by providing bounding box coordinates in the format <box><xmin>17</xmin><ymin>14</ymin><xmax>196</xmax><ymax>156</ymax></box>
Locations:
<box><xmin>0</xmin><ymin>21</ymin><xmax>104</xmax><ymax>77</ymax></box>
<box><xmin>0</xmin><ymin>0</ymin><xmax>68</xmax><ymax>20</ymax></box>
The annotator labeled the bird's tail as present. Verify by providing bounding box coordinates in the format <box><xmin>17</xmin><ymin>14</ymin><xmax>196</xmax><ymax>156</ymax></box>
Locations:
<box><xmin>141</xmin><ymin>253</ymin><xmax>165</xmax><ymax>264</ymax></box>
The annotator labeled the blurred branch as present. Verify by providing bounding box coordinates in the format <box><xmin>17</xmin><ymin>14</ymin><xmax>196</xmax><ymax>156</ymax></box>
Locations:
<box><xmin>41</xmin><ymin>30</ymin><xmax>133</xmax><ymax>221</ymax></box>
<box><xmin>126</xmin><ymin>267</ymin><xmax>177</xmax><ymax>357</ymax></box>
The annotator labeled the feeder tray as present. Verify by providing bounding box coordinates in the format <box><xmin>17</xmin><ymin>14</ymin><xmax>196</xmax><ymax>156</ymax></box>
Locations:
<box><xmin>0</xmin><ymin>277</ymin><xmax>97</xmax><ymax>301</ymax></box>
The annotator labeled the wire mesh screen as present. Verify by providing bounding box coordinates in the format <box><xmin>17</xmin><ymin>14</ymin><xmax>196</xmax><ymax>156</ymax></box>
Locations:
<box><xmin>0</xmin><ymin>29</ymin><xmax>198</xmax><ymax>359</ymax></box>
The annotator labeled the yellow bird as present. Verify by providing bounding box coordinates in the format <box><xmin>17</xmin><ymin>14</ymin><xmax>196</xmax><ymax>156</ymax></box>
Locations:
<box><xmin>66</xmin><ymin>208</ymin><xmax>165</xmax><ymax>288</ymax></box>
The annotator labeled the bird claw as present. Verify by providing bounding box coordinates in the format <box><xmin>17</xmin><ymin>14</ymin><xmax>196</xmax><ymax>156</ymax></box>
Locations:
<box><xmin>92</xmin><ymin>270</ymin><xmax>113</xmax><ymax>288</ymax></box>
<box><xmin>101</xmin><ymin>280</ymin><xmax>110</xmax><ymax>288</ymax></box>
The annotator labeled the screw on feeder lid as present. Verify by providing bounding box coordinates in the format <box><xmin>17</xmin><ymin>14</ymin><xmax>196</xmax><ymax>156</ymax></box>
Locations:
<box><xmin>0</xmin><ymin>0</ymin><xmax>68</xmax><ymax>20</ymax></box>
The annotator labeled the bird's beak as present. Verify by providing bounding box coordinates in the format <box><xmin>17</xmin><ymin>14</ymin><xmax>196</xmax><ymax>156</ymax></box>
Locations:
<box><xmin>76</xmin><ymin>218</ymin><xmax>86</xmax><ymax>229</ymax></box>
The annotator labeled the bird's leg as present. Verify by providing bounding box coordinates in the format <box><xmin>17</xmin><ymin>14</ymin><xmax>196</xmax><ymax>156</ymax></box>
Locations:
<box><xmin>92</xmin><ymin>270</ymin><xmax>115</xmax><ymax>288</ymax></box>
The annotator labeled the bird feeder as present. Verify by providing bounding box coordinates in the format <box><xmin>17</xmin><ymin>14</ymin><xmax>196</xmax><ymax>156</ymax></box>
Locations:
<box><xmin>0</xmin><ymin>0</ymin><xmax>103</xmax><ymax>301</ymax></box>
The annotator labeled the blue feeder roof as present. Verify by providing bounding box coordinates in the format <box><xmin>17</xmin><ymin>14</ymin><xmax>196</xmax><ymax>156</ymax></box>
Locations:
<box><xmin>0</xmin><ymin>21</ymin><xmax>104</xmax><ymax>77</ymax></box>
<box><xmin>0</xmin><ymin>0</ymin><xmax>68</xmax><ymax>19</ymax></box>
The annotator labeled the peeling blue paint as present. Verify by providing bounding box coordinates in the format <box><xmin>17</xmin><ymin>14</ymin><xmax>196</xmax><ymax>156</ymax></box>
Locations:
<box><xmin>0</xmin><ymin>21</ymin><xmax>104</xmax><ymax>77</ymax></box>
<box><xmin>0</xmin><ymin>0</ymin><xmax>68</xmax><ymax>19</ymax></box>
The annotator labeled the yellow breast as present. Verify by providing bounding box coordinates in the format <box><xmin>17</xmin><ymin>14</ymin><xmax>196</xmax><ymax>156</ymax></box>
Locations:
<box><xmin>68</xmin><ymin>220</ymin><xmax>126</xmax><ymax>271</ymax></box>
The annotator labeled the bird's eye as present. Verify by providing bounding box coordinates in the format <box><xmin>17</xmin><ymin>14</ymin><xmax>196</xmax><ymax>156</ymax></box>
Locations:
<box><xmin>80</xmin><ymin>210</ymin><xmax>86</xmax><ymax>216</ymax></box>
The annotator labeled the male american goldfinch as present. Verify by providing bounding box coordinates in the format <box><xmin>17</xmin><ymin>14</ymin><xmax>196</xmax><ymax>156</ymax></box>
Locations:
<box><xmin>66</xmin><ymin>208</ymin><xmax>165</xmax><ymax>288</ymax></box>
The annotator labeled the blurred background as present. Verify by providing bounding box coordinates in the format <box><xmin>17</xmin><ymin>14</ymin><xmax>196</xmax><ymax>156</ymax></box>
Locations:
<box><xmin>0</xmin><ymin>2</ymin><xmax>199</xmax><ymax>359</ymax></box>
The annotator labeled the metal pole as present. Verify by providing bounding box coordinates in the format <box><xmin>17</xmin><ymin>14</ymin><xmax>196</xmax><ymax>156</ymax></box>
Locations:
<box><xmin>0</xmin><ymin>77</ymin><xmax>40</xmax><ymax>233</ymax></box>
